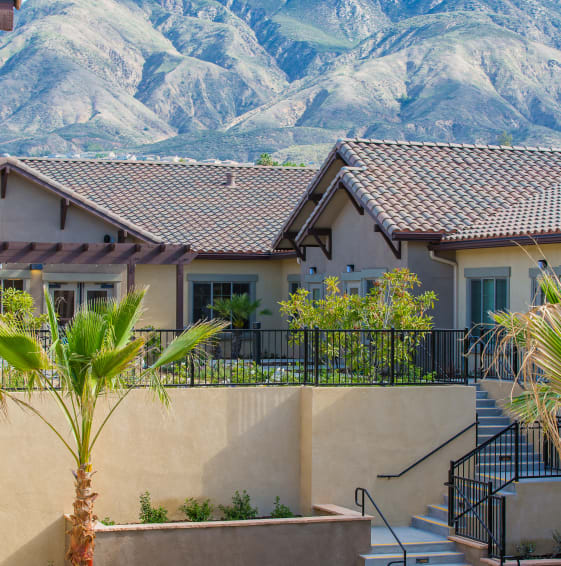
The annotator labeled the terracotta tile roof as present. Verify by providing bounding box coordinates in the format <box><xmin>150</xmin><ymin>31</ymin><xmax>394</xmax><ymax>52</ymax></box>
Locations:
<box><xmin>17</xmin><ymin>158</ymin><xmax>316</xmax><ymax>254</ymax></box>
<box><xmin>443</xmin><ymin>184</ymin><xmax>561</xmax><ymax>241</ymax></box>
<box><xmin>289</xmin><ymin>139</ymin><xmax>561</xmax><ymax>245</ymax></box>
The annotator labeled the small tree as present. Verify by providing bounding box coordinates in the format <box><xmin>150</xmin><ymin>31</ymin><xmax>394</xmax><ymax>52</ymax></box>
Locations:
<box><xmin>0</xmin><ymin>289</ymin><xmax>227</xmax><ymax>565</ymax></box>
<box><xmin>209</xmin><ymin>294</ymin><xmax>271</xmax><ymax>358</ymax></box>
<box><xmin>0</xmin><ymin>287</ymin><xmax>48</xmax><ymax>330</ymax></box>
<box><xmin>255</xmin><ymin>153</ymin><xmax>279</xmax><ymax>166</ymax></box>
<box><xmin>498</xmin><ymin>131</ymin><xmax>513</xmax><ymax>146</ymax></box>
<box><xmin>279</xmin><ymin>269</ymin><xmax>436</xmax><ymax>376</ymax></box>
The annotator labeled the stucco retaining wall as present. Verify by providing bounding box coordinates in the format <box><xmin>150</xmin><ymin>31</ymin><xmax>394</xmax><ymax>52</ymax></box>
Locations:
<box><xmin>0</xmin><ymin>385</ymin><xmax>475</xmax><ymax>566</ymax></box>
<box><xmin>85</xmin><ymin>505</ymin><xmax>372</xmax><ymax>566</ymax></box>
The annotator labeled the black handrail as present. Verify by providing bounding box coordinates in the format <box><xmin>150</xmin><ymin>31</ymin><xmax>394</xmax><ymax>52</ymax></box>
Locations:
<box><xmin>378</xmin><ymin>420</ymin><xmax>477</xmax><ymax>478</ymax></box>
<box><xmin>355</xmin><ymin>487</ymin><xmax>407</xmax><ymax>566</ymax></box>
<box><xmin>453</xmin><ymin>421</ymin><xmax>516</xmax><ymax>468</ymax></box>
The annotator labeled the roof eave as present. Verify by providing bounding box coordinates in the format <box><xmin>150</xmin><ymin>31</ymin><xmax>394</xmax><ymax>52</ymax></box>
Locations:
<box><xmin>434</xmin><ymin>233</ymin><xmax>561</xmax><ymax>250</ymax></box>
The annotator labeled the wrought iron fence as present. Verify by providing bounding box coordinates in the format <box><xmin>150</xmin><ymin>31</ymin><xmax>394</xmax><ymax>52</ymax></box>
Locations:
<box><xmin>0</xmin><ymin>327</ymin><xmax>470</xmax><ymax>388</ymax></box>
<box><xmin>448</xmin><ymin>418</ymin><xmax>561</xmax><ymax>558</ymax></box>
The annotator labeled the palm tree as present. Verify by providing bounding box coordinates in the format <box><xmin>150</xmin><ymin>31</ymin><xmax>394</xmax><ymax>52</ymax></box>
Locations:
<box><xmin>0</xmin><ymin>288</ymin><xmax>227</xmax><ymax>566</ymax></box>
<box><xmin>209</xmin><ymin>293</ymin><xmax>271</xmax><ymax>358</ymax></box>
<box><xmin>489</xmin><ymin>271</ymin><xmax>561</xmax><ymax>459</ymax></box>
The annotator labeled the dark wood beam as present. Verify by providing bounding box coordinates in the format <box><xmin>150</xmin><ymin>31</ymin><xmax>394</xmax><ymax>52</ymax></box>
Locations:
<box><xmin>308</xmin><ymin>194</ymin><xmax>322</xmax><ymax>204</ymax></box>
<box><xmin>339</xmin><ymin>184</ymin><xmax>364</xmax><ymax>215</ymax></box>
<box><xmin>127</xmin><ymin>262</ymin><xmax>135</xmax><ymax>292</ymax></box>
<box><xmin>60</xmin><ymin>199</ymin><xmax>70</xmax><ymax>230</ymax></box>
<box><xmin>118</xmin><ymin>230</ymin><xmax>128</xmax><ymax>243</ymax></box>
<box><xmin>309</xmin><ymin>229</ymin><xmax>332</xmax><ymax>260</ymax></box>
<box><xmin>0</xmin><ymin>241</ymin><xmax>197</xmax><ymax>265</ymax></box>
<box><xmin>176</xmin><ymin>263</ymin><xmax>185</xmax><ymax>329</ymax></box>
<box><xmin>1</xmin><ymin>168</ymin><xmax>7</xmax><ymax>199</ymax></box>
<box><xmin>375</xmin><ymin>227</ymin><xmax>402</xmax><ymax>260</ymax></box>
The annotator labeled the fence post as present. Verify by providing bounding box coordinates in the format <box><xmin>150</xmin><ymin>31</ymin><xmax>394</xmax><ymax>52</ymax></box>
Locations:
<box><xmin>303</xmin><ymin>327</ymin><xmax>309</xmax><ymax>384</ymax></box>
<box><xmin>314</xmin><ymin>326</ymin><xmax>320</xmax><ymax>386</ymax></box>
<box><xmin>189</xmin><ymin>359</ymin><xmax>195</xmax><ymax>387</ymax></box>
<box><xmin>500</xmin><ymin>496</ymin><xmax>506</xmax><ymax>563</ymax></box>
<box><xmin>487</xmin><ymin>482</ymin><xmax>494</xmax><ymax>556</ymax></box>
<box><xmin>253</xmin><ymin>322</ymin><xmax>262</xmax><ymax>366</ymax></box>
<box><xmin>431</xmin><ymin>329</ymin><xmax>436</xmax><ymax>376</ymax></box>
<box><xmin>390</xmin><ymin>327</ymin><xmax>395</xmax><ymax>385</ymax></box>
<box><xmin>447</xmin><ymin>461</ymin><xmax>455</xmax><ymax>527</ymax></box>
<box><xmin>514</xmin><ymin>421</ymin><xmax>520</xmax><ymax>482</ymax></box>
<box><xmin>463</xmin><ymin>328</ymin><xmax>469</xmax><ymax>384</ymax></box>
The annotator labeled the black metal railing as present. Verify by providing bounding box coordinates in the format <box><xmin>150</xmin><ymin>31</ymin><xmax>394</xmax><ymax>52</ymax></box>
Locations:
<box><xmin>448</xmin><ymin>418</ymin><xmax>561</xmax><ymax>558</ymax></box>
<box><xmin>378</xmin><ymin>420</ymin><xmax>477</xmax><ymax>479</ymax></box>
<box><xmin>355</xmin><ymin>487</ymin><xmax>407</xmax><ymax>566</ymax></box>
<box><xmin>0</xmin><ymin>327</ymin><xmax>470</xmax><ymax>389</ymax></box>
<box><xmin>467</xmin><ymin>327</ymin><xmax>519</xmax><ymax>381</ymax></box>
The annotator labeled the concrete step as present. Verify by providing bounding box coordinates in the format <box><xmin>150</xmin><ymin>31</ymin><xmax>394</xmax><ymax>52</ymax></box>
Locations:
<box><xmin>367</xmin><ymin>541</ymin><xmax>456</xmax><ymax>556</ymax></box>
<box><xmin>360</xmin><ymin>551</ymin><xmax>465</xmax><ymax>566</ymax></box>
<box><xmin>476</xmin><ymin>407</ymin><xmax>502</xmax><ymax>417</ymax></box>
<box><xmin>476</xmin><ymin>391</ymin><xmax>489</xmax><ymax>399</ymax></box>
<box><xmin>476</xmin><ymin>399</ymin><xmax>497</xmax><ymax>409</ymax></box>
<box><xmin>411</xmin><ymin>515</ymin><xmax>452</xmax><ymax>537</ymax></box>
<box><xmin>427</xmin><ymin>504</ymin><xmax>448</xmax><ymax>522</ymax></box>
<box><xmin>477</xmin><ymin>416</ymin><xmax>511</xmax><ymax>426</ymax></box>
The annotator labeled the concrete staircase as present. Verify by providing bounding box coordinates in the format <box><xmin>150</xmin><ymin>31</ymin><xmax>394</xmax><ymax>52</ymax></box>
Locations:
<box><xmin>360</xmin><ymin>384</ymin><xmax>515</xmax><ymax>566</ymax></box>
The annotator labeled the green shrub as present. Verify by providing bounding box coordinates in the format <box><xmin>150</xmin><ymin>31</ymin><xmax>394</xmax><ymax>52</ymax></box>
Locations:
<box><xmin>180</xmin><ymin>497</ymin><xmax>214</xmax><ymax>522</ymax></box>
<box><xmin>516</xmin><ymin>541</ymin><xmax>536</xmax><ymax>558</ymax></box>
<box><xmin>270</xmin><ymin>496</ymin><xmax>294</xmax><ymax>519</ymax></box>
<box><xmin>100</xmin><ymin>517</ymin><xmax>115</xmax><ymax>526</ymax></box>
<box><xmin>139</xmin><ymin>491</ymin><xmax>169</xmax><ymax>524</ymax></box>
<box><xmin>219</xmin><ymin>490</ymin><xmax>258</xmax><ymax>521</ymax></box>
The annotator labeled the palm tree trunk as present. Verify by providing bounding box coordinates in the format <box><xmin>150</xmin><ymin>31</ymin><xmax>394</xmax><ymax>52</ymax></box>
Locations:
<box><xmin>66</xmin><ymin>464</ymin><xmax>98</xmax><ymax>566</ymax></box>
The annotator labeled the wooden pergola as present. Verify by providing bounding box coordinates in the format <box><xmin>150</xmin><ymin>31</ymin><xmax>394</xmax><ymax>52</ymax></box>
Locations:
<box><xmin>0</xmin><ymin>241</ymin><xmax>197</xmax><ymax>328</ymax></box>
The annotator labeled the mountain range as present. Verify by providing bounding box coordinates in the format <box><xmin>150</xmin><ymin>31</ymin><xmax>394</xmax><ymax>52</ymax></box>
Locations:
<box><xmin>2</xmin><ymin>0</ymin><xmax>561</xmax><ymax>163</ymax></box>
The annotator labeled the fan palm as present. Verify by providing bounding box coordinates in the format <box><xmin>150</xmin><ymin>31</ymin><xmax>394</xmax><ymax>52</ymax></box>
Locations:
<box><xmin>489</xmin><ymin>271</ymin><xmax>561</xmax><ymax>459</ymax></box>
<box><xmin>209</xmin><ymin>293</ymin><xmax>271</xmax><ymax>358</ymax></box>
<box><xmin>0</xmin><ymin>288</ymin><xmax>226</xmax><ymax>566</ymax></box>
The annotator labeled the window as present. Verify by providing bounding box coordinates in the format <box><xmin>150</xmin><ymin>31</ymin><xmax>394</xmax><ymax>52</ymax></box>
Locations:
<box><xmin>289</xmin><ymin>281</ymin><xmax>301</xmax><ymax>295</ymax></box>
<box><xmin>469</xmin><ymin>278</ymin><xmax>508</xmax><ymax>330</ymax></box>
<box><xmin>192</xmin><ymin>281</ymin><xmax>251</xmax><ymax>327</ymax></box>
<box><xmin>0</xmin><ymin>279</ymin><xmax>24</xmax><ymax>313</ymax></box>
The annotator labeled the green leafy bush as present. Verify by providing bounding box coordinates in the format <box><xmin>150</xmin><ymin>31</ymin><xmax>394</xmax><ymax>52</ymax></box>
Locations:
<box><xmin>139</xmin><ymin>491</ymin><xmax>169</xmax><ymax>524</ymax></box>
<box><xmin>180</xmin><ymin>498</ymin><xmax>214</xmax><ymax>522</ymax></box>
<box><xmin>219</xmin><ymin>490</ymin><xmax>258</xmax><ymax>521</ymax></box>
<box><xmin>100</xmin><ymin>517</ymin><xmax>115</xmax><ymax>526</ymax></box>
<box><xmin>0</xmin><ymin>288</ymin><xmax>48</xmax><ymax>329</ymax></box>
<box><xmin>270</xmin><ymin>496</ymin><xmax>294</xmax><ymax>519</ymax></box>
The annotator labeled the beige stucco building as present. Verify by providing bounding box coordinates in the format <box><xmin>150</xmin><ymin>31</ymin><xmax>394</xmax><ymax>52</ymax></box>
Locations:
<box><xmin>276</xmin><ymin>139</ymin><xmax>561</xmax><ymax>330</ymax></box>
<box><xmin>0</xmin><ymin>157</ymin><xmax>315</xmax><ymax>328</ymax></box>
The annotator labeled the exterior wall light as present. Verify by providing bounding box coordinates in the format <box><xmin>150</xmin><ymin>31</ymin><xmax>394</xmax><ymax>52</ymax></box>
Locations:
<box><xmin>346</xmin><ymin>264</ymin><xmax>355</xmax><ymax>273</ymax></box>
<box><xmin>309</xmin><ymin>267</ymin><xmax>317</xmax><ymax>275</ymax></box>
<box><xmin>538</xmin><ymin>259</ymin><xmax>548</xmax><ymax>270</ymax></box>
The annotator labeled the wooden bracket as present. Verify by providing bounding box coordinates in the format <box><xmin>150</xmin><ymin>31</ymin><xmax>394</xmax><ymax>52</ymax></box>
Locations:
<box><xmin>118</xmin><ymin>230</ymin><xmax>128</xmax><ymax>243</ymax></box>
<box><xmin>339</xmin><ymin>184</ymin><xmax>364</xmax><ymax>215</ymax></box>
<box><xmin>60</xmin><ymin>199</ymin><xmax>70</xmax><ymax>230</ymax></box>
<box><xmin>375</xmin><ymin>225</ymin><xmax>401</xmax><ymax>260</ymax></box>
<box><xmin>310</xmin><ymin>228</ymin><xmax>332</xmax><ymax>260</ymax></box>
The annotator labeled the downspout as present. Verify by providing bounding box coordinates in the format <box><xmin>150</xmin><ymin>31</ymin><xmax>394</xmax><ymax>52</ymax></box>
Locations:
<box><xmin>429</xmin><ymin>250</ymin><xmax>458</xmax><ymax>328</ymax></box>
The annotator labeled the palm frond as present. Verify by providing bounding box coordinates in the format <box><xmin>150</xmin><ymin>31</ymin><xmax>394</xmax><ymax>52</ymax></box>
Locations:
<box><xmin>91</xmin><ymin>338</ymin><xmax>145</xmax><ymax>381</ymax></box>
<box><xmin>105</xmin><ymin>289</ymin><xmax>146</xmax><ymax>349</ymax></box>
<box><xmin>0</xmin><ymin>323</ymin><xmax>50</xmax><ymax>372</ymax></box>
<box><xmin>151</xmin><ymin>319</ymin><xmax>227</xmax><ymax>369</ymax></box>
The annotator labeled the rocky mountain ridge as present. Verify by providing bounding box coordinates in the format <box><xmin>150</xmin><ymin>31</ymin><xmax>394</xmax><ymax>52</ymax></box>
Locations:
<box><xmin>2</xmin><ymin>0</ymin><xmax>561</xmax><ymax>163</ymax></box>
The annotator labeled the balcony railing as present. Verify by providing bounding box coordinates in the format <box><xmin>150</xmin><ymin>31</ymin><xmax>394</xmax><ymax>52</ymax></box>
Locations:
<box><xmin>0</xmin><ymin>327</ymin><xmax>472</xmax><ymax>389</ymax></box>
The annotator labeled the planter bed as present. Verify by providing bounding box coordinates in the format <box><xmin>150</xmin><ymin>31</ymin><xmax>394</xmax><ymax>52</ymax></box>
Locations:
<box><xmin>66</xmin><ymin>504</ymin><xmax>372</xmax><ymax>566</ymax></box>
